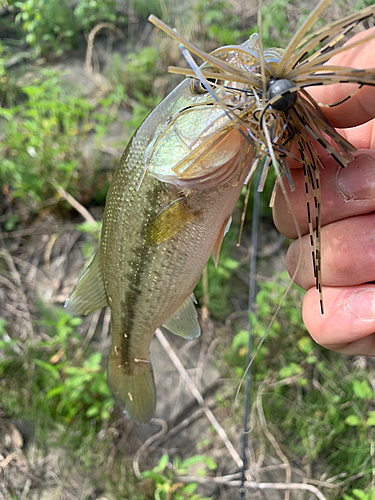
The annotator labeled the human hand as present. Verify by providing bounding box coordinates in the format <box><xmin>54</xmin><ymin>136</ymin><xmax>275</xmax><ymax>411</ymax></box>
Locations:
<box><xmin>273</xmin><ymin>28</ymin><xmax>375</xmax><ymax>356</ymax></box>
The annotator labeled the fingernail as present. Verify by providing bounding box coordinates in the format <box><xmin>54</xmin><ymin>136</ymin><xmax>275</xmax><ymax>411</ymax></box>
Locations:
<box><xmin>337</xmin><ymin>154</ymin><xmax>375</xmax><ymax>201</ymax></box>
<box><xmin>346</xmin><ymin>289</ymin><xmax>375</xmax><ymax>321</ymax></box>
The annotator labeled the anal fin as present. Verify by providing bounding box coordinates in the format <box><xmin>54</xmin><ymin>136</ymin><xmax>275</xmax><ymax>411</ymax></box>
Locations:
<box><xmin>163</xmin><ymin>293</ymin><xmax>201</xmax><ymax>339</ymax></box>
<box><xmin>65</xmin><ymin>248</ymin><xmax>108</xmax><ymax>316</ymax></box>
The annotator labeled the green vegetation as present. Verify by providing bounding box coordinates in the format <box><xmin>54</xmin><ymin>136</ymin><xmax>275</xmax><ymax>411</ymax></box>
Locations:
<box><xmin>74</xmin><ymin>0</ymin><xmax>120</xmax><ymax>32</ymax></box>
<box><xmin>261</xmin><ymin>0</ymin><xmax>295</xmax><ymax>46</ymax></box>
<box><xmin>1</xmin><ymin>304</ymin><xmax>113</xmax><ymax>426</ymax></box>
<box><xmin>1</xmin><ymin>1</ymin><xmax>374</xmax><ymax>499</ymax></box>
<box><xmin>6</xmin><ymin>0</ymin><xmax>124</xmax><ymax>57</ymax></box>
<box><xmin>344</xmin><ymin>490</ymin><xmax>375</xmax><ymax>500</ymax></box>
<box><xmin>0</xmin><ymin>70</ymin><xmax>92</xmax><ymax>204</ymax></box>
<box><xmin>0</xmin><ymin>49</ymin><xmax>163</xmax><ymax>211</ymax></box>
<box><xmin>195</xmin><ymin>0</ymin><xmax>250</xmax><ymax>46</ymax></box>
<box><xmin>226</xmin><ymin>276</ymin><xmax>375</xmax><ymax>497</ymax></box>
<box><xmin>141</xmin><ymin>454</ymin><xmax>216</xmax><ymax>500</ymax></box>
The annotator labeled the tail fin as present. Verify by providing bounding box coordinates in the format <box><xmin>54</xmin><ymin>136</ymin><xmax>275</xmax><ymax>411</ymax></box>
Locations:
<box><xmin>108</xmin><ymin>356</ymin><xmax>156</xmax><ymax>424</ymax></box>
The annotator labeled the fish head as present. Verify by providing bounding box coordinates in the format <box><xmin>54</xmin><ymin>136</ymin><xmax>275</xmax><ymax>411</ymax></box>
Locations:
<box><xmin>143</xmin><ymin>40</ymin><xmax>274</xmax><ymax>190</ymax></box>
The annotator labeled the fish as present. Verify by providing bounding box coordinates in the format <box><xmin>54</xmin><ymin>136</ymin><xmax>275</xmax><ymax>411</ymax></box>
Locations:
<box><xmin>66</xmin><ymin>0</ymin><xmax>375</xmax><ymax>423</ymax></box>
<box><xmin>65</xmin><ymin>60</ymin><xmax>255</xmax><ymax>422</ymax></box>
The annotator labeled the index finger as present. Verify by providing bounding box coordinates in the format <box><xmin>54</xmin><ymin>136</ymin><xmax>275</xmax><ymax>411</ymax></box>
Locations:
<box><xmin>307</xmin><ymin>27</ymin><xmax>375</xmax><ymax>129</ymax></box>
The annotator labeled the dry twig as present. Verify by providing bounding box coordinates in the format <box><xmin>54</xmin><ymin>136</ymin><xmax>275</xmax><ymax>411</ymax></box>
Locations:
<box><xmin>0</xmin><ymin>452</ymin><xmax>23</xmax><ymax>470</ymax></box>
<box><xmin>55</xmin><ymin>186</ymin><xmax>96</xmax><ymax>225</ymax></box>
<box><xmin>257</xmin><ymin>385</ymin><xmax>292</xmax><ymax>500</ymax></box>
<box><xmin>180</xmin><ymin>475</ymin><xmax>327</xmax><ymax>499</ymax></box>
<box><xmin>155</xmin><ymin>328</ymin><xmax>243</xmax><ymax>469</ymax></box>
<box><xmin>133</xmin><ymin>418</ymin><xmax>168</xmax><ymax>480</ymax></box>
<box><xmin>154</xmin><ymin>393</ymin><xmax>223</xmax><ymax>452</ymax></box>
<box><xmin>100</xmin><ymin>307</ymin><xmax>111</xmax><ymax>341</ymax></box>
<box><xmin>84</xmin><ymin>22</ymin><xmax>125</xmax><ymax>92</ymax></box>
<box><xmin>82</xmin><ymin>309</ymin><xmax>102</xmax><ymax>351</ymax></box>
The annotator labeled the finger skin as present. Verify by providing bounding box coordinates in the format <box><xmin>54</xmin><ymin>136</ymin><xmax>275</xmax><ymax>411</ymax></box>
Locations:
<box><xmin>339</xmin><ymin>120</ymin><xmax>375</xmax><ymax>150</ymax></box>
<box><xmin>273</xmin><ymin>28</ymin><xmax>375</xmax><ymax>239</ymax></box>
<box><xmin>274</xmin><ymin>28</ymin><xmax>375</xmax><ymax>358</ymax></box>
<box><xmin>287</xmin><ymin>213</ymin><xmax>375</xmax><ymax>290</ymax></box>
<box><xmin>308</xmin><ymin>28</ymin><xmax>375</xmax><ymax>129</ymax></box>
<box><xmin>274</xmin><ymin>151</ymin><xmax>375</xmax><ymax>238</ymax></box>
<box><xmin>303</xmin><ymin>286</ymin><xmax>375</xmax><ymax>356</ymax></box>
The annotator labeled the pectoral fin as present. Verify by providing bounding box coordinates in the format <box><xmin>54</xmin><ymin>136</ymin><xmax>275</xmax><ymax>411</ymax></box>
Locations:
<box><xmin>163</xmin><ymin>294</ymin><xmax>201</xmax><ymax>339</ymax></box>
<box><xmin>212</xmin><ymin>216</ymin><xmax>232</xmax><ymax>268</ymax></box>
<box><xmin>147</xmin><ymin>197</ymin><xmax>197</xmax><ymax>246</ymax></box>
<box><xmin>65</xmin><ymin>248</ymin><xmax>108</xmax><ymax>316</ymax></box>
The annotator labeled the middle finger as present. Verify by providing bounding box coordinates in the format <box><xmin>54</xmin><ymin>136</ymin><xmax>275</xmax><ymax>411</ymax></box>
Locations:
<box><xmin>274</xmin><ymin>151</ymin><xmax>375</xmax><ymax>238</ymax></box>
<box><xmin>287</xmin><ymin>213</ymin><xmax>375</xmax><ymax>290</ymax></box>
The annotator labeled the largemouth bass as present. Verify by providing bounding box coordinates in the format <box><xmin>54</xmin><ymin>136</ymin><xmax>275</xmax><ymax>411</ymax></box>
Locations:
<box><xmin>65</xmin><ymin>51</ymin><xmax>254</xmax><ymax>422</ymax></box>
<box><xmin>66</xmin><ymin>0</ymin><xmax>375</xmax><ymax>423</ymax></box>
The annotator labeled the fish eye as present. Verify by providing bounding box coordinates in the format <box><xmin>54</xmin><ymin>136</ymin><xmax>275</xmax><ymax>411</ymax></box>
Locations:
<box><xmin>190</xmin><ymin>76</ymin><xmax>224</xmax><ymax>94</ymax></box>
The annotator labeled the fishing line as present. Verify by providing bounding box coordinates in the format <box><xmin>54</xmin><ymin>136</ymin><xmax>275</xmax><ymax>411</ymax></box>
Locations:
<box><xmin>239</xmin><ymin>165</ymin><xmax>261</xmax><ymax>500</ymax></box>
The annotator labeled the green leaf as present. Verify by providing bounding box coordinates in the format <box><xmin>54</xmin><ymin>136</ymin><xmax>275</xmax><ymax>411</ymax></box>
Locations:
<box><xmin>181</xmin><ymin>455</ymin><xmax>206</xmax><ymax>468</ymax></box>
<box><xmin>297</xmin><ymin>336</ymin><xmax>313</xmax><ymax>355</ymax></box>
<box><xmin>352</xmin><ymin>489</ymin><xmax>368</xmax><ymax>499</ymax></box>
<box><xmin>141</xmin><ymin>471</ymin><xmax>166</xmax><ymax>483</ymax></box>
<box><xmin>0</xmin><ymin>109</ymin><xmax>14</xmax><ymax>120</ymax></box>
<box><xmin>85</xmin><ymin>405</ymin><xmax>99</xmax><ymax>417</ymax></box>
<box><xmin>222</xmin><ymin>257</ymin><xmax>238</xmax><ymax>270</ymax></box>
<box><xmin>353</xmin><ymin>379</ymin><xmax>373</xmax><ymax>400</ymax></box>
<box><xmin>279</xmin><ymin>362</ymin><xmax>303</xmax><ymax>379</ymax></box>
<box><xmin>86</xmin><ymin>351</ymin><xmax>102</xmax><ymax>367</ymax></box>
<box><xmin>345</xmin><ymin>414</ymin><xmax>361</xmax><ymax>427</ymax></box>
<box><xmin>155</xmin><ymin>453</ymin><xmax>169</xmax><ymax>472</ymax></box>
<box><xmin>181</xmin><ymin>483</ymin><xmax>197</xmax><ymax>494</ymax></box>
<box><xmin>45</xmin><ymin>385</ymin><xmax>64</xmax><ymax>399</ymax></box>
<box><xmin>204</xmin><ymin>456</ymin><xmax>217</xmax><ymax>470</ymax></box>
<box><xmin>69</xmin><ymin>317</ymin><xmax>82</xmax><ymax>326</ymax></box>
<box><xmin>34</xmin><ymin>359</ymin><xmax>60</xmax><ymax>379</ymax></box>
<box><xmin>154</xmin><ymin>487</ymin><xmax>163</xmax><ymax>500</ymax></box>
<box><xmin>366</xmin><ymin>411</ymin><xmax>375</xmax><ymax>426</ymax></box>
<box><xmin>173</xmin><ymin>455</ymin><xmax>182</xmax><ymax>470</ymax></box>
<box><xmin>75</xmin><ymin>221</ymin><xmax>102</xmax><ymax>234</ymax></box>
<box><xmin>232</xmin><ymin>330</ymin><xmax>248</xmax><ymax>350</ymax></box>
